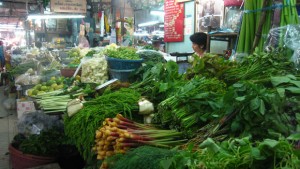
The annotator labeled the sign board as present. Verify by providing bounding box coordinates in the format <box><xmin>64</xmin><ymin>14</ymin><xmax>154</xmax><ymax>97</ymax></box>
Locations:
<box><xmin>164</xmin><ymin>0</ymin><xmax>184</xmax><ymax>42</ymax></box>
<box><xmin>176</xmin><ymin>0</ymin><xmax>192</xmax><ymax>2</ymax></box>
<box><xmin>50</xmin><ymin>0</ymin><xmax>86</xmax><ymax>13</ymax></box>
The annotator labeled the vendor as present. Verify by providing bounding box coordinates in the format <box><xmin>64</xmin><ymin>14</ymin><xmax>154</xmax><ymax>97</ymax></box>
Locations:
<box><xmin>189</xmin><ymin>32</ymin><xmax>207</xmax><ymax>58</ymax></box>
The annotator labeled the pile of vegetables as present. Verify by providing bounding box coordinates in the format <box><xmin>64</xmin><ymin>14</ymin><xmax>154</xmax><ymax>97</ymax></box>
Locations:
<box><xmin>12</xmin><ymin>128</ymin><xmax>67</xmax><ymax>157</ymax></box>
<box><xmin>81</xmin><ymin>56</ymin><xmax>108</xmax><ymax>84</ymax></box>
<box><xmin>93</xmin><ymin>114</ymin><xmax>185</xmax><ymax>160</ymax></box>
<box><xmin>157</xmin><ymin>77</ymin><xmax>226</xmax><ymax>137</ymax></box>
<box><xmin>27</xmin><ymin>76</ymin><xmax>65</xmax><ymax>97</ymax></box>
<box><xmin>137</xmin><ymin>50</ymin><xmax>165</xmax><ymax>63</ymax></box>
<box><xmin>105</xmin><ymin>146</ymin><xmax>178</xmax><ymax>169</ymax></box>
<box><xmin>105</xmin><ymin>45</ymin><xmax>140</xmax><ymax>60</ymax></box>
<box><xmin>64</xmin><ymin>88</ymin><xmax>141</xmax><ymax>161</ymax></box>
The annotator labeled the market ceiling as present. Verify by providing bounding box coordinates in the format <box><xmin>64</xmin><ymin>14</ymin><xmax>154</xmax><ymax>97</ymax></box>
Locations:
<box><xmin>0</xmin><ymin>0</ymin><xmax>38</xmax><ymax>27</ymax></box>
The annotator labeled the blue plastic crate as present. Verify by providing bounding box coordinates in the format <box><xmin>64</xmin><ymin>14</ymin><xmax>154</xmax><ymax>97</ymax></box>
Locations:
<box><xmin>106</xmin><ymin>57</ymin><xmax>143</xmax><ymax>70</ymax></box>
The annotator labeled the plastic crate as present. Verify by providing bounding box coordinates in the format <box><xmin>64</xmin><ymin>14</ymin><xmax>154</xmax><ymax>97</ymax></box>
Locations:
<box><xmin>108</xmin><ymin>69</ymin><xmax>135</xmax><ymax>82</ymax></box>
<box><xmin>106</xmin><ymin>57</ymin><xmax>143</xmax><ymax>70</ymax></box>
<box><xmin>224</xmin><ymin>0</ymin><xmax>243</xmax><ymax>6</ymax></box>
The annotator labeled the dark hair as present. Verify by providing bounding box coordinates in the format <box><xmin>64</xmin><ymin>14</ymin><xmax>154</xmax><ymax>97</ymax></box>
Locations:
<box><xmin>190</xmin><ymin>32</ymin><xmax>207</xmax><ymax>50</ymax></box>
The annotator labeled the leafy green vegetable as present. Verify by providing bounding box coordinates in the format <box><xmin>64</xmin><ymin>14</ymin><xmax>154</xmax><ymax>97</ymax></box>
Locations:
<box><xmin>157</xmin><ymin>77</ymin><xmax>226</xmax><ymax>137</ymax></box>
<box><xmin>105</xmin><ymin>47</ymin><xmax>140</xmax><ymax>60</ymax></box>
<box><xmin>164</xmin><ymin>137</ymin><xmax>300</xmax><ymax>169</ymax></box>
<box><xmin>17</xmin><ymin>128</ymin><xmax>67</xmax><ymax>157</ymax></box>
<box><xmin>106</xmin><ymin>146</ymin><xmax>178</xmax><ymax>169</ymax></box>
<box><xmin>64</xmin><ymin>88</ymin><xmax>141</xmax><ymax>161</ymax></box>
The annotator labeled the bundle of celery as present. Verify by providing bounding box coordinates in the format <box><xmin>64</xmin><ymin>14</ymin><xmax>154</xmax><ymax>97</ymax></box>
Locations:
<box><xmin>35</xmin><ymin>89</ymin><xmax>83</xmax><ymax>113</ymax></box>
<box><xmin>93</xmin><ymin>114</ymin><xmax>186</xmax><ymax>160</ymax></box>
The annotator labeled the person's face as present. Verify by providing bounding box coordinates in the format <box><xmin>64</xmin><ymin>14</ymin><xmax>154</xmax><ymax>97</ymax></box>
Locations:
<box><xmin>192</xmin><ymin>43</ymin><xmax>202</xmax><ymax>53</ymax></box>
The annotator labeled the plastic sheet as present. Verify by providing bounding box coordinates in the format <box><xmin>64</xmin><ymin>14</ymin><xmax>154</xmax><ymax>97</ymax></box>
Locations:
<box><xmin>81</xmin><ymin>56</ymin><xmax>108</xmax><ymax>84</ymax></box>
<box><xmin>223</xmin><ymin>6</ymin><xmax>242</xmax><ymax>32</ymax></box>
<box><xmin>17</xmin><ymin>111</ymin><xmax>63</xmax><ymax>136</ymax></box>
<box><xmin>15</xmin><ymin>73</ymin><xmax>41</xmax><ymax>85</ymax></box>
<box><xmin>265</xmin><ymin>25</ymin><xmax>300</xmax><ymax>68</ymax></box>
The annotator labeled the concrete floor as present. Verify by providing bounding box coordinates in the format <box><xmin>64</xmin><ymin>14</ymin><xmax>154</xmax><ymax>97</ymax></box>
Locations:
<box><xmin>0</xmin><ymin>86</ymin><xmax>18</xmax><ymax>169</ymax></box>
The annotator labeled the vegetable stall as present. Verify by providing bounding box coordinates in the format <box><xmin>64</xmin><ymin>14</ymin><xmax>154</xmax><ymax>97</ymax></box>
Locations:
<box><xmin>7</xmin><ymin>1</ymin><xmax>300</xmax><ymax>169</ymax></box>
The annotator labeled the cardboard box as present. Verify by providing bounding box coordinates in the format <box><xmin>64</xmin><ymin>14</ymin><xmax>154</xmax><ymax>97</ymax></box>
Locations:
<box><xmin>17</xmin><ymin>99</ymin><xmax>36</xmax><ymax>119</ymax></box>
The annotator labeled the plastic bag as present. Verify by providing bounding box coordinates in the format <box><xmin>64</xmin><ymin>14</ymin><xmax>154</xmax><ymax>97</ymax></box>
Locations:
<box><xmin>81</xmin><ymin>56</ymin><xmax>108</xmax><ymax>84</ymax></box>
<box><xmin>264</xmin><ymin>26</ymin><xmax>288</xmax><ymax>50</ymax></box>
<box><xmin>15</xmin><ymin>73</ymin><xmax>31</xmax><ymax>85</ymax></box>
<box><xmin>265</xmin><ymin>25</ymin><xmax>300</xmax><ymax>68</ymax></box>
<box><xmin>223</xmin><ymin>6</ymin><xmax>242</xmax><ymax>32</ymax></box>
<box><xmin>15</xmin><ymin>73</ymin><xmax>41</xmax><ymax>85</ymax></box>
<box><xmin>285</xmin><ymin>25</ymin><xmax>300</xmax><ymax>70</ymax></box>
<box><xmin>17</xmin><ymin>111</ymin><xmax>63</xmax><ymax>136</ymax></box>
<box><xmin>3</xmin><ymin>97</ymin><xmax>16</xmax><ymax>110</ymax></box>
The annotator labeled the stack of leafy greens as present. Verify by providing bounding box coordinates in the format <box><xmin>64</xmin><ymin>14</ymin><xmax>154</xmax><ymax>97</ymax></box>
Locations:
<box><xmin>12</xmin><ymin>128</ymin><xmax>67</xmax><ymax>157</ymax></box>
<box><xmin>105</xmin><ymin>46</ymin><xmax>140</xmax><ymax>60</ymax></box>
<box><xmin>64</xmin><ymin>88</ymin><xmax>141</xmax><ymax>161</ymax></box>
<box><xmin>131</xmin><ymin>61</ymin><xmax>185</xmax><ymax>106</ymax></box>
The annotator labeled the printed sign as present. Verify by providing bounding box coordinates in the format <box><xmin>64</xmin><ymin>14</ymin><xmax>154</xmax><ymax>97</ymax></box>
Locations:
<box><xmin>51</xmin><ymin>0</ymin><xmax>86</xmax><ymax>13</ymax></box>
<box><xmin>164</xmin><ymin>0</ymin><xmax>184</xmax><ymax>42</ymax></box>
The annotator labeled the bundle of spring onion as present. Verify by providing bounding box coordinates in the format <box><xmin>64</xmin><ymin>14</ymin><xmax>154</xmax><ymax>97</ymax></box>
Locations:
<box><xmin>35</xmin><ymin>89</ymin><xmax>83</xmax><ymax>113</ymax></box>
<box><xmin>93</xmin><ymin>114</ymin><xmax>186</xmax><ymax>160</ymax></box>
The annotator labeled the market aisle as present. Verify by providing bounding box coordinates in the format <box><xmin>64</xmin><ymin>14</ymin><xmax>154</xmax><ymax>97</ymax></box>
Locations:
<box><xmin>0</xmin><ymin>86</ymin><xmax>18</xmax><ymax>169</ymax></box>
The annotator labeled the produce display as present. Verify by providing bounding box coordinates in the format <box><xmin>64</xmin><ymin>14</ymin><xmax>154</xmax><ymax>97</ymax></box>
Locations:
<box><xmin>93</xmin><ymin>114</ymin><xmax>185</xmax><ymax>160</ymax></box>
<box><xmin>27</xmin><ymin>76</ymin><xmax>65</xmax><ymax>96</ymax></box>
<box><xmin>104</xmin><ymin>44</ymin><xmax>140</xmax><ymax>60</ymax></box>
<box><xmin>81</xmin><ymin>56</ymin><xmax>108</xmax><ymax>84</ymax></box>
<box><xmin>64</xmin><ymin>88</ymin><xmax>141</xmax><ymax>161</ymax></box>
<box><xmin>10</xmin><ymin>41</ymin><xmax>300</xmax><ymax>169</ymax></box>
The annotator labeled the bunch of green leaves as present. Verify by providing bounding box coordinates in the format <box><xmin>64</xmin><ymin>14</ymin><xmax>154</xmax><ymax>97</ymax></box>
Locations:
<box><xmin>131</xmin><ymin>61</ymin><xmax>185</xmax><ymax>106</ymax></box>
<box><xmin>224</xmin><ymin>47</ymin><xmax>296</xmax><ymax>85</ymax></box>
<box><xmin>137</xmin><ymin>50</ymin><xmax>165</xmax><ymax>63</ymax></box>
<box><xmin>142</xmin><ymin>45</ymin><xmax>157</xmax><ymax>50</ymax></box>
<box><xmin>185</xmin><ymin>53</ymin><xmax>235</xmax><ymax>80</ymax></box>
<box><xmin>105</xmin><ymin>47</ymin><xmax>140</xmax><ymax>60</ymax></box>
<box><xmin>157</xmin><ymin>77</ymin><xmax>226</xmax><ymax>137</ymax></box>
<box><xmin>64</xmin><ymin>88</ymin><xmax>141</xmax><ymax>161</ymax></box>
<box><xmin>85</xmin><ymin>50</ymin><xmax>97</xmax><ymax>57</ymax></box>
<box><xmin>106</xmin><ymin>146</ymin><xmax>178</xmax><ymax>169</ymax></box>
<box><xmin>215</xmin><ymin>81</ymin><xmax>292</xmax><ymax>140</ymax></box>
<box><xmin>68</xmin><ymin>48</ymin><xmax>82</xmax><ymax>65</ymax></box>
<box><xmin>18</xmin><ymin>128</ymin><xmax>67</xmax><ymax>157</ymax></box>
<box><xmin>164</xmin><ymin>137</ymin><xmax>300</xmax><ymax>169</ymax></box>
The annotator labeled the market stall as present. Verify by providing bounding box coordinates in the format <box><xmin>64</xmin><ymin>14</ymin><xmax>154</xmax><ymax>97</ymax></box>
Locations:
<box><xmin>3</xmin><ymin>0</ymin><xmax>300</xmax><ymax>169</ymax></box>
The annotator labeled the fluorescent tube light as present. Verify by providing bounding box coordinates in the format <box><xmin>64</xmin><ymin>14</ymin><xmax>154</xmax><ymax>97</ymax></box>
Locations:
<box><xmin>0</xmin><ymin>2</ymin><xmax>3</xmax><ymax>6</ymax></box>
<box><xmin>27</xmin><ymin>14</ymin><xmax>85</xmax><ymax>20</ymax></box>
<box><xmin>138</xmin><ymin>21</ymin><xmax>160</xmax><ymax>27</ymax></box>
<box><xmin>150</xmin><ymin>11</ymin><xmax>165</xmax><ymax>16</ymax></box>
